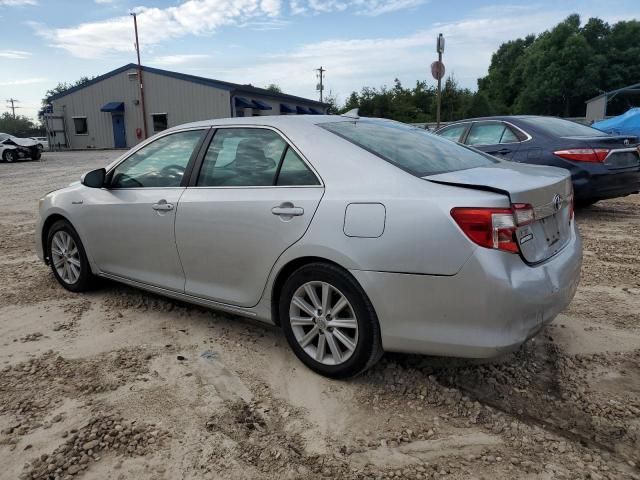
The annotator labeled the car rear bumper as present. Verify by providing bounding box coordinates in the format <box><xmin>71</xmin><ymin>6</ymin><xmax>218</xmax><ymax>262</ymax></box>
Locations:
<box><xmin>573</xmin><ymin>168</ymin><xmax>640</xmax><ymax>201</ymax></box>
<box><xmin>351</xmin><ymin>223</ymin><xmax>582</xmax><ymax>358</ymax></box>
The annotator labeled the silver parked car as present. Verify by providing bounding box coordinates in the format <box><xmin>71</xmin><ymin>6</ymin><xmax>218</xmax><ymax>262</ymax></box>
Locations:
<box><xmin>36</xmin><ymin>114</ymin><xmax>582</xmax><ymax>378</ymax></box>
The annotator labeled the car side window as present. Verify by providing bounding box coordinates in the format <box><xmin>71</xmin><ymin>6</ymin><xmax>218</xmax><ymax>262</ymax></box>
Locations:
<box><xmin>438</xmin><ymin>124</ymin><xmax>466</xmax><ymax>142</ymax></box>
<box><xmin>110</xmin><ymin>130</ymin><xmax>203</xmax><ymax>188</ymax></box>
<box><xmin>466</xmin><ymin>122</ymin><xmax>508</xmax><ymax>146</ymax></box>
<box><xmin>276</xmin><ymin>148</ymin><xmax>320</xmax><ymax>186</ymax></box>
<box><xmin>500</xmin><ymin>125</ymin><xmax>520</xmax><ymax>143</ymax></box>
<box><xmin>197</xmin><ymin>128</ymin><xmax>286</xmax><ymax>187</ymax></box>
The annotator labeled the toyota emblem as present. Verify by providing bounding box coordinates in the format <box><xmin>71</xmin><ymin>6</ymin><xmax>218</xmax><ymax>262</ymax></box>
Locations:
<box><xmin>552</xmin><ymin>194</ymin><xmax>562</xmax><ymax>211</ymax></box>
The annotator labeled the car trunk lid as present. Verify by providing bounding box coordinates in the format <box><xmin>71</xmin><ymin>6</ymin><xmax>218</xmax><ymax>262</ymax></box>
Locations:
<box><xmin>559</xmin><ymin>135</ymin><xmax>640</xmax><ymax>169</ymax></box>
<box><xmin>425</xmin><ymin>162</ymin><xmax>573</xmax><ymax>264</ymax></box>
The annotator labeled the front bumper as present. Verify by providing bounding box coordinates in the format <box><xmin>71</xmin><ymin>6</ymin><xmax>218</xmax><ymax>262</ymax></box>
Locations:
<box><xmin>351</xmin><ymin>223</ymin><xmax>582</xmax><ymax>358</ymax></box>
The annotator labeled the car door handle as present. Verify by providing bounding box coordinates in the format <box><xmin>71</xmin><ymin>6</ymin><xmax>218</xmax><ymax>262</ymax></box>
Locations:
<box><xmin>272</xmin><ymin>205</ymin><xmax>304</xmax><ymax>216</ymax></box>
<box><xmin>152</xmin><ymin>201</ymin><xmax>174</xmax><ymax>211</ymax></box>
<box><xmin>496</xmin><ymin>148</ymin><xmax>512</xmax><ymax>155</ymax></box>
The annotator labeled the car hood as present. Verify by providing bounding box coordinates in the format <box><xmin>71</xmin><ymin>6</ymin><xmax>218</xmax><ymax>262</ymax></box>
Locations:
<box><xmin>4</xmin><ymin>136</ymin><xmax>37</xmax><ymax>147</ymax></box>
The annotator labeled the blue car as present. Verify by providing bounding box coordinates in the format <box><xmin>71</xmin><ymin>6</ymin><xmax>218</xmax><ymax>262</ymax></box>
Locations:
<box><xmin>436</xmin><ymin>116</ymin><xmax>640</xmax><ymax>206</ymax></box>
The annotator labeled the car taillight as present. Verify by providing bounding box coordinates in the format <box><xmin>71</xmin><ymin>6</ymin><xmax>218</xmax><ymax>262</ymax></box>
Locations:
<box><xmin>554</xmin><ymin>148</ymin><xmax>609</xmax><ymax>163</ymax></box>
<box><xmin>450</xmin><ymin>204</ymin><xmax>534</xmax><ymax>254</ymax></box>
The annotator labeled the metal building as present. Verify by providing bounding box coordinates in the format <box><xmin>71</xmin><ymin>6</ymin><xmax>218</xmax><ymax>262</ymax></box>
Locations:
<box><xmin>46</xmin><ymin>63</ymin><xmax>327</xmax><ymax>149</ymax></box>
<box><xmin>585</xmin><ymin>82</ymin><xmax>640</xmax><ymax>123</ymax></box>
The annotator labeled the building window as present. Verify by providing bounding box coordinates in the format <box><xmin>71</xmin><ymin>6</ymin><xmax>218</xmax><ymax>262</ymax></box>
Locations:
<box><xmin>72</xmin><ymin>117</ymin><xmax>88</xmax><ymax>135</ymax></box>
<box><xmin>152</xmin><ymin>113</ymin><xmax>168</xmax><ymax>133</ymax></box>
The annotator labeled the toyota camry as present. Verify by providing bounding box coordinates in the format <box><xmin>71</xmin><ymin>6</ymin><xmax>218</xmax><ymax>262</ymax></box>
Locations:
<box><xmin>36</xmin><ymin>113</ymin><xmax>582</xmax><ymax>378</ymax></box>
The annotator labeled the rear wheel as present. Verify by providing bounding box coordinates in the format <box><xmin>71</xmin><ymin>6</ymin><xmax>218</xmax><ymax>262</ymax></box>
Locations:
<box><xmin>3</xmin><ymin>149</ymin><xmax>17</xmax><ymax>162</ymax></box>
<box><xmin>279</xmin><ymin>263</ymin><xmax>383</xmax><ymax>378</ymax></box>
<box><xmin>47</xmin><ymin>220</ymin><xmax>95</xmax><ymax>292</ymax></box>
<box><xmin>31</xmin><ymin>149</ymin><xmax>41</xmax><ymax>161</ymax></box>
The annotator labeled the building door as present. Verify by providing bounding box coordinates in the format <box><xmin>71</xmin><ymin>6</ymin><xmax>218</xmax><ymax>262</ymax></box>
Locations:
<box><xmin>111</xmin><ymin>113</ymin><xmax>126</xmax><ymax>148</ymax></box>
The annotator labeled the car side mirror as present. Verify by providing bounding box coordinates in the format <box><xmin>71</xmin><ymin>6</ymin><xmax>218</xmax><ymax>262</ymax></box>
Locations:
<box><xmin>81</xmin><ymin>168</ymin><xmax>106</xmax><ymax>188</ymax></box>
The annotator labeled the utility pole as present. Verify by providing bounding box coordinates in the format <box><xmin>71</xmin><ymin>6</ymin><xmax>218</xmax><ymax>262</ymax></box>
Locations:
<box><xmin>435</xmin><ymin>33</ymin><xmax>445</xmax><ymax>129</ymax></box>
<box><xmin>315</xmin><ymin>66</ymin><xmax>325</xmax><ymax>103</ymax></box>
<box><xmin>6</xmin><ymin>98</ymin><xmax>19</xmax><ymax>118</ymax></box>
<box><xmin>131</xmin><ymin>12</ymin><xmax>148</xmax><ymax>140</ymax></box>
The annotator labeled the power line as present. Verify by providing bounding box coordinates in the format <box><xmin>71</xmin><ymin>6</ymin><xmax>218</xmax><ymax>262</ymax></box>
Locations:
<box><xmin>315</xmin><ymin>66</ymin><xmax>325</xmax><ymax>103</ymax></box>
<box><xmin>6</xmin><ymin>98</ymin><xmax>20</xmax><ymax>118</ymax></box>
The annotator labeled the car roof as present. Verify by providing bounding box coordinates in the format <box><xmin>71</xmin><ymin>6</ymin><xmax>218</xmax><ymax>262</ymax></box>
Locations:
<box><xmin>166</xmin><ymin>114</ymin><xmax>349</xmax><ymax>133</ymax></box>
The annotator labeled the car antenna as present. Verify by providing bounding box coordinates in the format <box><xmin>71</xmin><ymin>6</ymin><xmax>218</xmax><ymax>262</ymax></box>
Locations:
<box><xmin>341</xmin><ymin>108</ymin><xmax>359</xmax><ymax>119</ymax></box>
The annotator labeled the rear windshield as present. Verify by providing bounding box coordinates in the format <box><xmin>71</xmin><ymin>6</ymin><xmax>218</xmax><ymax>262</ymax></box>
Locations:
<box><xmin>519</xmin><ymin>117</ymin><xmax>608</xmax><ymax>137</ymax></box>
<box><xmin>320</xmin><ymin>119</ymin><xmax>497</xmax><ymax>177</ymax></box>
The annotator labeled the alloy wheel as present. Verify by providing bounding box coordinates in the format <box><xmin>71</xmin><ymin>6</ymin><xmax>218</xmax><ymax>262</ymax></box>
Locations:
<box><xmin>50</xmin><ymin>231</ymin><xmax>81</xmax><ymax>284</ymax></box>
<box><xmin>289</xmin><ymin>281</ymin><xmax>359</xmax><ymax>365</ymax></box>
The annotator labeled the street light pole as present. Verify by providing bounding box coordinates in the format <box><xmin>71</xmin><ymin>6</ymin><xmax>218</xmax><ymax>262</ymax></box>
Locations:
<box><xmin>131</xmin><ymin>12</ymin><xmax>148</xmax><ymax>140</ymax></box>
<box><xmin>436</xmin><ymin>33</ymin><xmax>444</xmax><ymax>129</ymax></box>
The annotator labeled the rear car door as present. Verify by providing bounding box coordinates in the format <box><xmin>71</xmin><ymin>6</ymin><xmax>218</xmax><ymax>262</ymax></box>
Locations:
<box><xmin>436</xmin><ymin>123</ymin><xmax>469</xmax><ymax>143</ymax></box>
<box><xmin>78</xmin><ymin>128</ymin><xmax>206</xmax><ymax>291</ymax></box>
<box><xmin>465</xmin><ymin>121</ymin><xmax>521</xmax><ymax>159</ymax></box>
<box><xmin>175</xmin><ymin>127</ymin><xmax>324</xmax><ymax>307</ymax></box>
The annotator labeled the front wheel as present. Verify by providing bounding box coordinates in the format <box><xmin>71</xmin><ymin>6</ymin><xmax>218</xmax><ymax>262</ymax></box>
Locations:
<box><xmin>279</xmin><ymin>263</ymin><xmax>383</xmax><ymax>378</ymax></box>
<box><xmin>47</xmin><ymin>220</ymin><xmax>95</xmax><ymax>292</ymax></box>
<box><xmin>3</xmin><ymin>149</ymin><xmax>17</xmax><ymax>162</ymax></box>
<box><xmin>31</xmin><ymin>149</ymin><xmax>42</xmax><ymax>161</ymax></box>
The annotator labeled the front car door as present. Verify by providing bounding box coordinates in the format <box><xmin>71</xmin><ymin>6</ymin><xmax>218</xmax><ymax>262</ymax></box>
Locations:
<box><xmin>78</xmin><ymin>128</ymin><xmax>206</xmax><ymax>291</ymax></box>
<box><xmin>464</xmin><ymin>121</ymin><xmax>522</xmax><ymax>159</ymax></box>
<box><xmin>175</xmin><ymin>126</ymin><xmax>324</xmax><ymax>307</ymax></box>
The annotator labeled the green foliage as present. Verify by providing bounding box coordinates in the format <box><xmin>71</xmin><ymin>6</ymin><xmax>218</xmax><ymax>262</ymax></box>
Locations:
<box><xmin>265</xmin><ymin>83</ymin><xmax>282</xmax><ymax>93</ymax></box>
<box><xmin>478</xmin><ymin>15</ymin><xmax>640</xmax><ymax>117</ymax></box>
<box><xmin>0</xmin><ymin>112</ymin><xmax>43</xmax><ymax>137</ymax></box>
<box><xmin>339</xmin><ymin>76</ymin><xmax>491</xmax><ymax>122</ymax></box>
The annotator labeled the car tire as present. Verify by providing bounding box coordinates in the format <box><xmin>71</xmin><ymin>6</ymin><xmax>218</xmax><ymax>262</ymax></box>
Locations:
<box><xmin>576</xmin><ymin>198</ymin><xmax>598</xmax><ymax>208</ymax></box>
<box><xmin>46</xmin><ymin>219</ymin><xmax>95</xmax><ymax>292</ymax></box>
<box><xmin>31</xmin><ymin>149</ymin><xmax>42</xmax><ymax>161</ymax></box>
<box><xmin>279</xmin><ymin>262</ymin><xmax>383</xmax><ymax>379</ymax></box>
<box><xmin>3</xmin><ymin>150</ymin><xmax>17</xmax><ymax>162</ymax></box>
<box><xmin>37</xmin><ymin>144</ymin><xmax>43</xmax><ymax>151</ymax></box>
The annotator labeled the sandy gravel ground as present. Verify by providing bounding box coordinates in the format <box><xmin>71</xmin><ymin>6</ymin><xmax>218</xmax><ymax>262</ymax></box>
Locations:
<box><xmin>1</xmin><ymin>151</ymin><xmax>639</xmax><ymax>480</ymax></box>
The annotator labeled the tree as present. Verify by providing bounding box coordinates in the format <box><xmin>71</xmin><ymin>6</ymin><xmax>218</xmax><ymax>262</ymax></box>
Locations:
<box><xmin>0</xmin><ymin>112</ymin><xmax>42</xmax><ymax>137</ymax></box>
<box><xmin>478</xmin><ymin>15</ymin><xmax>640</xmax><ymax>117</ymax></box>
<box><xmin>265</xmin><ymin>83</ymin><xmax>282</xmax><ymax>93</ymax></box>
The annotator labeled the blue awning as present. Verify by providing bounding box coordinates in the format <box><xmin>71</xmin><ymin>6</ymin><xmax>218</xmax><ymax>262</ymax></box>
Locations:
<box><xmin>252</xmin><ymin>99</ymin><xmax>272</xmax><ymax>110</ymax></box>
<box><xmin>309</xmin><ymin>107</ymin><xmax>323</xmax><ymax>115</ymax></box>
<box><xmin>235</xmin><ymin>97</ymin><xmax>253</xmax><ymax>109</ymax></box>
<box><xmin>100</xmin><ymin>102</ymin><xmax>124</xmax><ymax>112</ymax></box>
<box><xmin>296</xmin><ymin>106</ymin><xmax>311</xmax><ymax>114</ymax></box>
<box><xmin>280</xmin><ymin>103</ymin><xmax>295</xmax><ymax>113</ymax></box>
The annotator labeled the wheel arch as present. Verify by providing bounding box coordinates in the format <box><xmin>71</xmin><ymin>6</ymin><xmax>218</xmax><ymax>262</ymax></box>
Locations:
<box><xmin>270</xmin><ymin>256</ymin><xmax>368</xmax><ymax>327</ymax></box>
<box><xmin>41</xmin><ymin>213</ymin><xmax>73</xmax><ymax>264</ymax></box>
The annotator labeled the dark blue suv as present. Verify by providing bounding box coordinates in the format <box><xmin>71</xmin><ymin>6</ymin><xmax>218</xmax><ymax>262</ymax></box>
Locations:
<box><xmin>436</xmin><ymin>116</ymin><xmax>640</xmax><ymax>206</ymax></box>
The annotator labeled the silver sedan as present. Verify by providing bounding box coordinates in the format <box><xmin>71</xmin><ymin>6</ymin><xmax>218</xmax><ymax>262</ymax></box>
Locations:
<box><xmin>36</xmin><ymin>114</ymin><xmax>582</xmax><ymax>378</ymax></box>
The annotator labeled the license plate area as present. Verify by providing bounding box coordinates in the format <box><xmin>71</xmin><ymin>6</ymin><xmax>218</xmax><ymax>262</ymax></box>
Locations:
<box><xmin>540</xmin><ymin>214</ymin><xmax>561</xmax><ymax>247</ymax></box>
<box><xmin>605</xmin><ymin>151</ymin><xmax>640</xmax><ymax>169</ymax></box>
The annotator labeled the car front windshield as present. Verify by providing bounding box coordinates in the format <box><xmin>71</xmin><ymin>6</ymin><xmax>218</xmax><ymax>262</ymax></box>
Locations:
<box><xmin>519</xmin><ymin>117</ymin><xmax>608</xmax><ymax>137</ymax></box>
<box><xmin>320</xmin><ymin>119</ymin><xmax>497</xmax><ymax>177</ymax></box>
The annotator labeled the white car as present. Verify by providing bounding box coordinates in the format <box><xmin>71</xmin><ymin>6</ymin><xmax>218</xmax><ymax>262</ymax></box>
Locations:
<box><xmin>31</xmin><ymin>136</ymin><xmax>49</xmax><ymax>151</ymax></box>
<box><xmin>0</xmin><ymin>133</ymin><xmax>42</xmax><ymax>162</ymax></box>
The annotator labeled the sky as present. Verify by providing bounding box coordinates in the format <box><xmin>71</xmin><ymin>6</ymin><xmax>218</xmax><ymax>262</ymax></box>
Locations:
<box><xmin>1</xmin><ymin>0</ymin><xmax>639</xmax><ymax>120</ymax></box>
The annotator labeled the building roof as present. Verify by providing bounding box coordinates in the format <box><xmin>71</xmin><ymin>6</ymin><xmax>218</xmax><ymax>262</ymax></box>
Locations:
<box><xmin>47</xmin><ymin>63</ymin><xmax>327</xmax><ymax>107</ymax></box>
<box><xmin>585</xmin><ymin>82</ymin><xmax>640</xmax><ymax>103</ymax></box>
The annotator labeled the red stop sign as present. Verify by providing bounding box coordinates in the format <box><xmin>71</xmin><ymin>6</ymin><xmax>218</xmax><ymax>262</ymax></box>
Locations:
<box><xmin>431</xmin><ymin>61</ymin><xmax>445</xmax><ymax>80</ymax></box>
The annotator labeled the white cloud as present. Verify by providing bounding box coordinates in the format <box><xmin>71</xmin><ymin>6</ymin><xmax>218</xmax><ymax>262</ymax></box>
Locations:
<box><xmin>34</xmin><ymin>0</ymin><xmax>282</xmax><ymax>59</ymax></box>
<box><xmin>0</xmin><ymin>49</ymin><xmax>31</xmax><ymax>59</ymax></box>
<box><xmin>95</xmin><ymin>0</ymin><xmax>115</xmax><ymax>3</ymax></box>
<box><xmin>0</xmin><ymin>0</ymin><xmax>37</xmax><ymax>5</ymax></box>
<box><xmin>35</xmin><ymin>0</ymin><xmax>428</xmax><ymax>58</ymax></box>
<box><xmin>0</xmin><ymin>77</ymin><xmax>47</xmax><ymax>86</ymax></box>
<box><xmin>150</xmin><ymin>54</ymin><xmax>211</xmax><ymax>66</ymax></box>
